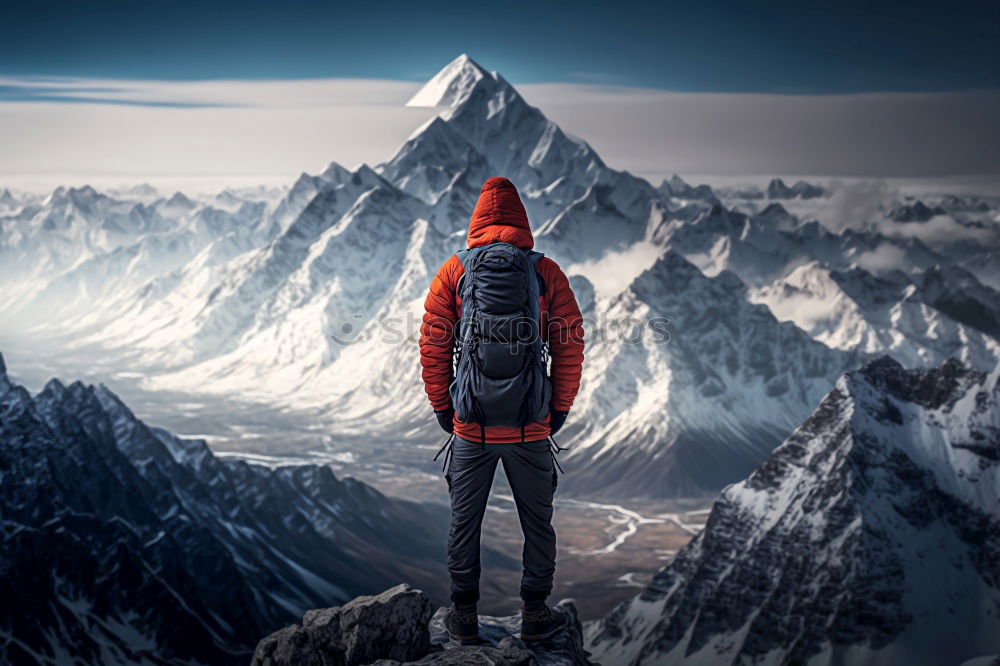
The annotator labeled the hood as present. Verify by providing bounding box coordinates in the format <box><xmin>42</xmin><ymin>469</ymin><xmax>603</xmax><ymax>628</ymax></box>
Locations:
<box><xmin>467</xmin><ymin>177</ymin><xmax>534</xmax><ymax>249</ymax></box>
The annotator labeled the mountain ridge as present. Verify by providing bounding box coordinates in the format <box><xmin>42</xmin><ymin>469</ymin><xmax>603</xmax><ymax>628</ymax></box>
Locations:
<box><xmin>0</xmin><ymin>351</ymin><xmax>463</xmax><ymax>665</ymax></box>
<box><xmin>586</xmin><ymin>354</ymin><xmax>1000</xmax><ymax>665</ymax></box>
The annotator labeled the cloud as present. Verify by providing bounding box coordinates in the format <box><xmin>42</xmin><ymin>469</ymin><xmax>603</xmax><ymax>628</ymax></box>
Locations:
<box><xmin>0</xmin><ymin>76</ymin><xmax>420</xmax><ymax>108</ymax></box>
<box><xmin>516</xmin><ymin>84</ymin><xmax>1000</xmax><ymax>179</ymax></box>
<box><xmin>1</xmin><ymin>76</ymin><xmax>999</xmax><ymax>188</ymax></box>
<box><xmin>0</xmin><ymin>77</ymin><xmax>436</xmax><ymax>188</ymax></box>
<box><xmin>854</xmin><ymin>245</ymin><xmax>908</xmax><ymax>272</ymax></box>
<box><xmin>814</xmin><ymin>179</ymin><xmax>995</xmax><ymax>250</ymax></box>
<box><xmin>0</xmin><ymin>83</ymin><xmax>231</xmax><ymax>107</ymax></box>
<box><xmin>823</xmin><ymin>179</ymin><xmax>893</xmax><ymax>232</ymax></box>
<box><xmin>568</xmin><ymin>241</ymin><xmax>663</xmax><ymax>299</ymax></box>
<box><xmin>761</xmin><ymin>291</ymin><xmax>837</xmax><ymax>331</ymax></box>
<box><xmin>877</xmin><ymin>215</ymin><xmax>993</xmax><ymax>245</ymax></box>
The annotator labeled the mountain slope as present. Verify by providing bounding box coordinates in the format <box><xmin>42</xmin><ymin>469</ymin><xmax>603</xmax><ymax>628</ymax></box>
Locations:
<box><xmin>650</xmin><ymin>201</ymin><xmax>1000</xmax><ymax>371</ymax></box>
<box><xmin>586</xmin><ymin>355</ymin><xmax>1000</xmax><ymax>665</ymax></box>
<box><xmin>752</xmin><ymin>262</ymin><xmax>1000</xmax><ymax>370</ymax></box>
<box><xmin>0</xmin><ymin>352</ymin><xmax>451</xmax><ymax>665</ymax></box>
<box><xmin>564</xmin><ymin>250</ymin><xmax>855</xmax><ymax>497</ymax></box>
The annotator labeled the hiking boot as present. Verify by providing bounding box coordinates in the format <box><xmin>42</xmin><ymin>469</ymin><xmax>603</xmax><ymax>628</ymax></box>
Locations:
<box><xmin>443</xmin><ymin>604</ymin><xmax>480</xmax><ymax>645</ymax></box>
<box><xmin>520</xmin><ymin>603</ymin><xmax>567</xmax><ymax>642</ymax></box>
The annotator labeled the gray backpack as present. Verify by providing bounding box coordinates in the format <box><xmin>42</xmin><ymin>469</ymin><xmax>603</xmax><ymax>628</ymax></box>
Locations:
<box><xmin>449</xmin><ymin>242</ymin><xmax>551</xmax><ymax>444</ymax></box>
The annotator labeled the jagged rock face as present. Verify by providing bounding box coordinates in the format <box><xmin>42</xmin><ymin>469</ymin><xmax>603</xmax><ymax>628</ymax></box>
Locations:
<box><xmin>0</xmin><ymin>353</ymin><xmax>450</xmax><ymax>665</ymax></box>
<box><xmin>586</xmin><ymin>356</ymin><xmax>1000</xmax><ymax>665</ymax></box>
<box><xmin>252</xmin><ymin>584</ymin><xmax>435</xmax><ymax>666</ymax></box>
<box><xmin>253</xmin><ymin>584</ymin><xmax>593</xmax><ymax>666</ymax></box>
<box><xmin>916</xmin><ymin>264</ymin><xmax>1000</xmax><ymax>341</ymax></box>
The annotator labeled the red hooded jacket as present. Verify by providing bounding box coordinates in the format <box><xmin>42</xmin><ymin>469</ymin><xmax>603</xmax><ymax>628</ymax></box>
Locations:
<box><xmin>419</xmin><ymin>177</ymin><xmax>585</xmax><ymax>443</ymax></box>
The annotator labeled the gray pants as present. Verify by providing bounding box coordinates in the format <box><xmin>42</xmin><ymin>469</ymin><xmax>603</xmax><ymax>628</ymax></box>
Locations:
<box><xmin>444</xmin><ymin>437</ymin><xmax>558</xmax><ymax>605</ymax></box>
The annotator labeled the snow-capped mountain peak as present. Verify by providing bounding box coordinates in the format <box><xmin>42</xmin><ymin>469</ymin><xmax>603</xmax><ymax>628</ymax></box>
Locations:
<box><xmin>405</xmin><ymin>53</ymin><xmax>492</xmax><ymax>108</ymax></box>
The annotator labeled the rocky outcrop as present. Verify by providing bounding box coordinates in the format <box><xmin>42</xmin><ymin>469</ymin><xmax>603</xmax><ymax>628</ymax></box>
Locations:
<box><xmin>252</xmin><ymin>585</ymin><xmax>434</xmax><ymax>666</ymax></box>
<box><xmin>252</xmin><ymin>584</ymin><xmax>594</xmax><ymax>666</ymax></box>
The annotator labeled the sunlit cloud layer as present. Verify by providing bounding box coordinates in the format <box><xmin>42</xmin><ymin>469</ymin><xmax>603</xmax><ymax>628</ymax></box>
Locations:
<box><xmin>1</xmin><ymin>76</ymin><xmax>998</xmax><ymax>191</ymax></box>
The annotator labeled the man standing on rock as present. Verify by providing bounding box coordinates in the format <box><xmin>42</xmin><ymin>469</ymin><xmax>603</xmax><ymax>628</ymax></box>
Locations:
<box><xmin>419</xmin><ymin>176</ymin><xmax>585</xmax><ymax>644</ymax></box>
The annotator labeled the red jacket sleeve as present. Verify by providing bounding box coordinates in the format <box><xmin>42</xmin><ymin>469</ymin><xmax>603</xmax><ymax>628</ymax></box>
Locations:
<box><xmin>419</xmin><ymin>254</ymin><xmax>463</xmax><ymax>411</ymax></box>
<box><xmin>538</xmin><ymin>257</ymin><xmax>585</xmax><ymax>412</ymax></box>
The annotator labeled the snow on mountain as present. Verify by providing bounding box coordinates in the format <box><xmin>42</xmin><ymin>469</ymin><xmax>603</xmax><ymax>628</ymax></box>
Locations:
<box><xmin>651</xmin><ymin>202</ymin><xmax>949</xmax><ymax>288</ymax></box>
<box><xmin>397</xmin><ymin>54</ymin><xmax>661</xmax><ymax>220</ymax></box>
<box><xmin>304</xmin><ymin>215</ymin><xmax>455</xmax><ymax>426</ymax></box>
<box><xmin>52</xmin><ymin>54</ymin><xmax>659</xmax><ymax>402</ymax></box>
<box><xmin>563</xmin><ymin>250</ymin><xmax>857</xmax><ymax>498</ymax></box>
<box><xmin>2</xmin><ymin>53</ymin><xmax>999</xmax><ymax>502</ymax></box>
<box><xmin>0</xmin><ymin>351</ymin><xmax>451</xmax><ymax>665</ymax></box>
<box><xmin>74</xmin><ymin>165</ymin><xmax>403</xmax><ymax>367</ymax></box>
<box><xmin>587</xmin><ymin>355</ymin><xmax>1000</xmax><ymax>665</ymax></box>
<box><xmin>405</xmin><ymin>52</ymin><xmax>489</xmax><ymax>109</ymax></box>
<box><xmin>535</xmin><ymin>183</ymin><xmax>649</xmax><ymax>263</ymax></box>
<box><xmin>269</xmin><ymin>167</ymin><xmax>344</xmax><ymax>232</ymax></box>
<box><xmin>646</xmin><ymin>199</ymin><xmax>1000</xmax><ymax>371</ymax></box>
<box><xmin>752</xmin><ymin>262</ymin><xmax>1000</xmax><ymax>370</ymax></box>
<box><xmin>0</xmin><ymin>184</ymin><xmax>282</xmax><ymax>331</ymax></box>
<box><xmin>376</xmin><ymin>116</ymin><xmax>490</xmax><ymax>213</ymax></box>
<box><xmin>143</xmin><ymin>181</ymin><xmax>436</xmax><ymax>401</ymax></box>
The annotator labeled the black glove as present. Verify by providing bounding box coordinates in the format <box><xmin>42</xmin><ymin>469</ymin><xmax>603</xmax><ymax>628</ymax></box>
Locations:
<box><xmin>548</xmin><ymin>409</ymin><xmax>569</xmax><ymax>435</ymax></box>
<box><xmin>435</xmin><ymin>408</ymin><xmax>455</xmax><ymax>434</ymax></box>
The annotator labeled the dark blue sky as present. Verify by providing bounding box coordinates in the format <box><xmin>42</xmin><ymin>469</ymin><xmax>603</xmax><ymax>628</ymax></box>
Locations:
<box><xmin>1</xmin><ymin>0</ymin><xmax>997</xmax><ymax>93</ymax></box>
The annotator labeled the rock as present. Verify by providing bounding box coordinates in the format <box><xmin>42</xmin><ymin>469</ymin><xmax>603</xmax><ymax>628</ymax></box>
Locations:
<box><xmin>416</xmin><ymin>601</ymin><xmax>592</xmax><ymax>665</ymax></box>
<box><xmin>251</xmin><ymin>584</ymin><xmax>434</xmax><ymax>666</ymax></box>
<box><xmin>253</xmin><ymin>585</ymin><xmax>595</xmax><ymax>666</ymax></box>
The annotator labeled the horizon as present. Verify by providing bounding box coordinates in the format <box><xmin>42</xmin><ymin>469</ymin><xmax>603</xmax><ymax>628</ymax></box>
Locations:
<box><xmin>2</xmin><ymin>53</ymin><xmax>999</xmax><ymax>189</ymax></box>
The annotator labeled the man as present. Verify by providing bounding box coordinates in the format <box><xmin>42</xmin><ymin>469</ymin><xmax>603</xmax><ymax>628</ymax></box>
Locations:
<box><xmin>419</xmin><ymin>176</ymin><xmax>585</xmax><ymax>644</ymax></box>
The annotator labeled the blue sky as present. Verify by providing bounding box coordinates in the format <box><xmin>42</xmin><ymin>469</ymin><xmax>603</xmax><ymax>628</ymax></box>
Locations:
<box><xmin>2</xmin><ymin>0</ymin><xmax>998</xmax><ymax>93</ymax></box>
<box><xmin>2</xmin><ymin>1</ymin><xmax>998</xmax><ymax>183</ymax></box>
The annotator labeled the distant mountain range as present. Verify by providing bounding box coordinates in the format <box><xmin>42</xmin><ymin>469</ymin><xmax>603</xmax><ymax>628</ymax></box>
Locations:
<box><xmin>1</xmin><ymin>54</ymin><xmax>998</xmax><ymax>500</ymax></box>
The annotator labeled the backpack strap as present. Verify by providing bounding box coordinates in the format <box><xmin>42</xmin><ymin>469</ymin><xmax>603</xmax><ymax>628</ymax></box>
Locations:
<box><xmin>527</xmin><ymin>250</ymin><xmax>545</xmax><ymax>295</ymax></box>
<box><xmin>454</xmin><ymin>248</ymin><xmax>479</xmax><ymax>296</ymax></box>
